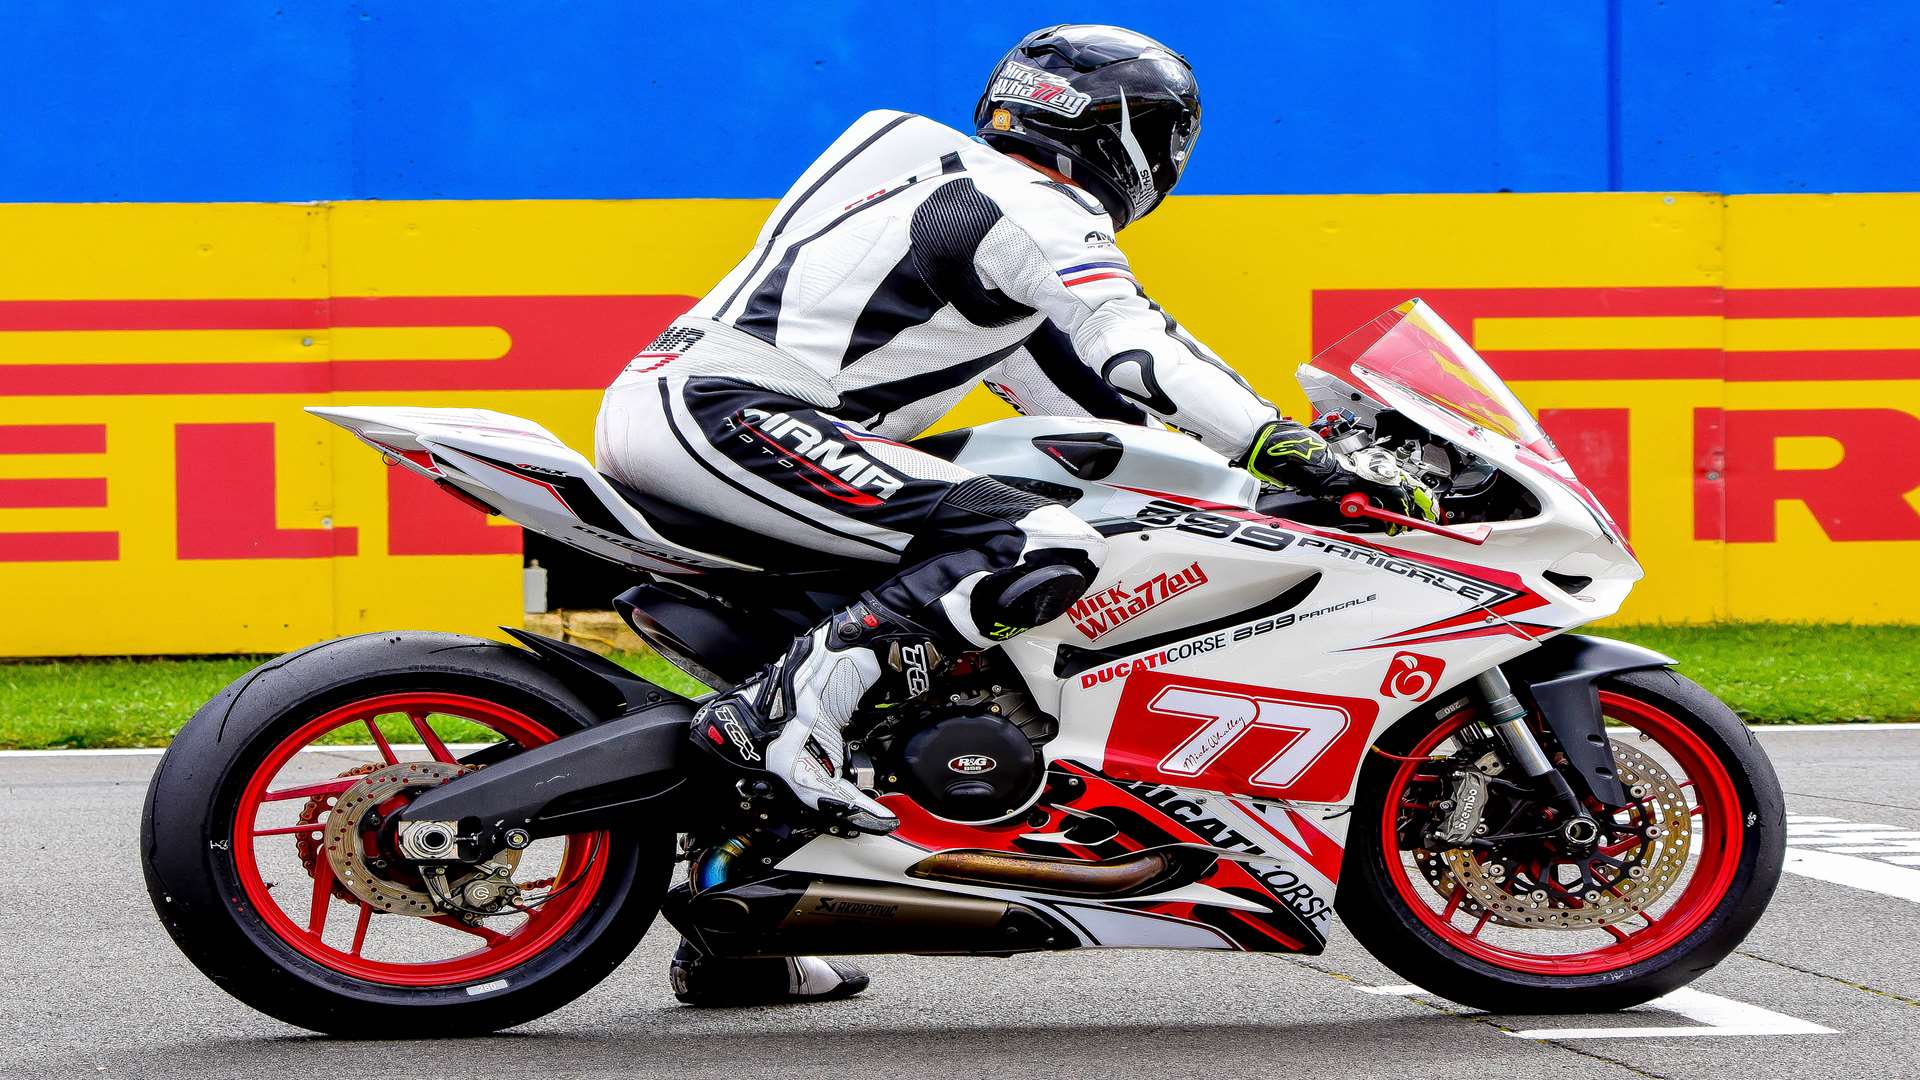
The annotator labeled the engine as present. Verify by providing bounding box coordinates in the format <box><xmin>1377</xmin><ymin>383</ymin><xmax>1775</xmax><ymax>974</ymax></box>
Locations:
<box><xmin>870</xmin><ymin>680</ymin><xmax>1052</xmax><ymax>825</ymax></box>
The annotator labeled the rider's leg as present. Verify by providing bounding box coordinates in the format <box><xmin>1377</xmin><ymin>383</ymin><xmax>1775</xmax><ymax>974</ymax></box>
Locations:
<box><xmin>691</xmin><ymin>478</ymin><xmax>1105</xmax><ymax>832</ymax></box>
<box><xmin>597</xmin><ymin>375</ymin><xmax>1104</xmax><ymax>1002</ymax></box>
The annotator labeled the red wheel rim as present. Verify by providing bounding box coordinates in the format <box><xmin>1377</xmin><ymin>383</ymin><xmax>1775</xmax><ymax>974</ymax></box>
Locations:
<box><xmin>231</xmin><ymin>692</ymin><xmax>609</xmax><ymax>987</ymax></box>
<box><xmin>1380</xmin><ymin>690</ymin><xmax>1742</xmax><ymax>976</ymax></box>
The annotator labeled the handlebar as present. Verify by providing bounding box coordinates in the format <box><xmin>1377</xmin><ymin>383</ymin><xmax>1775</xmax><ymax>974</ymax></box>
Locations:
<box><xmin>1338</xmin><ymin>493</ymin><xmax>1492</xmax><ymax>546</ymax></box>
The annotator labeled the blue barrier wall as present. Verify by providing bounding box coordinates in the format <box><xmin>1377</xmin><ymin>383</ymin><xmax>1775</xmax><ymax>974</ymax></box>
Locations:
<box><xmin>5</xmin><ymin>1</ymin><xmax>1915</xmax><ymax>201</ymax></box>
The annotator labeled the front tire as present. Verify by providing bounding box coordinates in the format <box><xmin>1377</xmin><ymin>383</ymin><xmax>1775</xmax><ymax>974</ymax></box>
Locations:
<box><xmin>142</xmin><ymin>632</ymin><xmax>676</xmax><ymax>1036</ymax></box>
<box><xmin>1337</xmin><ymin>668</ymin><xmax>1785</xmax><ymax>1012</ymax></box>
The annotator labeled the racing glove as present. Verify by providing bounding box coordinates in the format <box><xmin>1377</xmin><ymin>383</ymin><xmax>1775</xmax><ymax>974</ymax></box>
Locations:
<box><xmin>1241</xmin><ymin>418</ymin><xmax>1440</xmax><ymax>533</ymax></box>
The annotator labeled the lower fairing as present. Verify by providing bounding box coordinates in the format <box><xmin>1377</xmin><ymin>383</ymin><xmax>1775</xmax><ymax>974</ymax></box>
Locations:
<box><xmin>772</xmin><ymin>761</ymin><xmax>1350</xmax><ymax>954</ymax></box>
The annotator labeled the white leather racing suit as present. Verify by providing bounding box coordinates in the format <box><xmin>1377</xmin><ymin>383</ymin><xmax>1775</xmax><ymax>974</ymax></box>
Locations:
<box><xmin>595</xmin><ymin>109</ymin><xmax>1280</xmax><ymax>833</ymax></box>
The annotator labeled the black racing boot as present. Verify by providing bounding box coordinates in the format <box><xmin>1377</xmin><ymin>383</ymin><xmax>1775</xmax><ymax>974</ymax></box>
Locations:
<box><xmin>669</xmin><ymin>939</ymin><xmax>870</xmax><ymax>1007</ymax></box>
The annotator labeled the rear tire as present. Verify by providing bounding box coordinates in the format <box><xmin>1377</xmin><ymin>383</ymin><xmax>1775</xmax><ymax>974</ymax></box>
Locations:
<box><xmin>142</xmin><ymin>632</ymin><xmax>676</xmax><ymax>1036</ymax></box>
<box><xmin>1337</xmin><ymin>668</ymin><xmax>1785</xmax><ymax>1012</ymax></box>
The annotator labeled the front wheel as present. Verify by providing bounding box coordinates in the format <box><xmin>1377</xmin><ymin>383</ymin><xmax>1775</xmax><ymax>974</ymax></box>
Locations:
<box><xmin>142</xmin><ymin>632</ymin><xmax>677</xmax><ymax>1036</ymax></box>
<box><xmin>1337</xmin><ymin>668</ymin><xmax>1785</xmax><ymax>1012</ymax></box>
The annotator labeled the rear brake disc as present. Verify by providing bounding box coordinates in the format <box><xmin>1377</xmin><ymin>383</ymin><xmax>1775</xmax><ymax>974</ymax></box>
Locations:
<box><xmin>321</xmin><ymin>761</ymin><xmax>522</xmax><ymax>916</ymax></box>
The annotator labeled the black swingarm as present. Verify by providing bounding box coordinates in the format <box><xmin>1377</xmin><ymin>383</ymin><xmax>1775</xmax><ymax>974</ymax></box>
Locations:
<box><xmin>392</xmin><ymin>629</ymin><xmax>701</xmax><ymax>857</ymax></box>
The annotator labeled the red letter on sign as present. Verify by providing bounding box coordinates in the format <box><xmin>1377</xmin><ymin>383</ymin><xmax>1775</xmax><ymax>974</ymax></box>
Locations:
<box><xmin>1718</xmin><ymin>409</ymin><xmax>1920</xmax><ymax>542</ymax></box>
<box><xmin>387</xmin><ymin>468</ymin><xmax>521</xmax><ymax>555</ymax></box>
<box><xmin>176</xmin><ymin>423</ymin><xmax>358</xmax><ymax>558</ymax></box>
<box><xmin>1539</xmin><ymin>408</ymin><xmax>1631</xmax><ymax>538</ymax></box>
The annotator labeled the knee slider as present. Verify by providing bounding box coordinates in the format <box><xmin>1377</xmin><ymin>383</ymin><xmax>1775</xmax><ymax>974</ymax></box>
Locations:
<box><xmin>985</xmin><ymin>561</ymin><xmax>1092</xmax><ymax>629</ymax></box>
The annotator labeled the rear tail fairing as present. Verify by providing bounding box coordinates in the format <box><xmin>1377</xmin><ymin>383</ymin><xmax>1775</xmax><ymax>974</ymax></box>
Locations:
<box><xmin>307</xmin><ymin>406</ymin><xmax>752</xmax><ymax>574</ymax></box>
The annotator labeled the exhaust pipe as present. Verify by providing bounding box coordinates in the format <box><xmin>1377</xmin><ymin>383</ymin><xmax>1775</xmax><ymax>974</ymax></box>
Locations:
<box><xmin>664</xmin><ymin>874</ymin><xmax>1070</xmax><ymax>958</ymax></box>
<box><xmin>908</xmin><ymin>848</ymin><xmax>1194</xmax><ymax>898</ymax></box>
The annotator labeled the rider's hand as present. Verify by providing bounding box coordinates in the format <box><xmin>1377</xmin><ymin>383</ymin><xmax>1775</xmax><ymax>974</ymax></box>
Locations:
<box><xmin>1243</xmin><ymin>419</ymin><xmax>1440</xmax><ymax>534</ymax></box>
<box><xmin>1243</xmin><ymin>417</ymin><xmax>1345</xmax><ymax>492</ymax></box>
<box><xmin>1339</xmin><ymin>446</ymin><xmax>1441</xmax><ymax>533</ymax></box>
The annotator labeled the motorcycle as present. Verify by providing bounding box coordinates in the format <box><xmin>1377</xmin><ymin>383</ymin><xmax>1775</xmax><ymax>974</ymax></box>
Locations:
<box><xmin>143</xmin><ymin>299</ymin><xmax>1785</xmax><ymax>1036</ymax></box>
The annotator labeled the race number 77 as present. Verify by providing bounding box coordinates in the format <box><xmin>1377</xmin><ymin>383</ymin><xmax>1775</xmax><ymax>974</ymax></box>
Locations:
<box><xmin>1148</xmin><ymin>686</ymin><xmax>1353</xmax><ymax>789</ymax></box>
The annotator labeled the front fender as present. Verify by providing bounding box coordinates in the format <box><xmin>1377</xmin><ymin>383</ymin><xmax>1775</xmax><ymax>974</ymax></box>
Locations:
<box><xmin>1502</xmin><ymin>634</ymin><xmax>1676</xmax><ymax>807</ymax></box>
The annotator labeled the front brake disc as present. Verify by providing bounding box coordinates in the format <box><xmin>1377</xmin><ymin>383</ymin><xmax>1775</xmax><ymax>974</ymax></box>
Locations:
<box><xmin>1417</xmin><ymin>739</ymin><xmax>1692</xmax><ymax>929</ymax></box>
<box><xmin>322</xmin><ymin>761</ymin><xmax>521</xmax><ymax>916</ymax></box>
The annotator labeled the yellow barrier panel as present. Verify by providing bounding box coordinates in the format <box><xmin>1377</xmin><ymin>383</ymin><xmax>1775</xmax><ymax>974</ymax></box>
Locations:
<box><xmin>1</xmin><ymin>193</ymin><xmax>1916</xmax><ymax>655</ymax></box>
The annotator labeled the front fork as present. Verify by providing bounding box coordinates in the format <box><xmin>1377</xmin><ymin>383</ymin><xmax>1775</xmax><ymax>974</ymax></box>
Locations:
<box><xmin>1476</xmin><ymin>669</ymin><xmax>1603</xmax><ymax>846</ymax></box>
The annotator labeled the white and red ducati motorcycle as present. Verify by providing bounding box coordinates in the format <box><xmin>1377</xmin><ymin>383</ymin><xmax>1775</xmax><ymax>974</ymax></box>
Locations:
<box><xmin>144</xmin><ymin>300</ymin><xmax>1784</xmax><ymax>1035</ymax></box>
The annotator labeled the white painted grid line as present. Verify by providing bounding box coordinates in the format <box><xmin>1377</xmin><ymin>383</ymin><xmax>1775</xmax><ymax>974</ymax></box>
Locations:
<box><xmin>1352</xmin><ymin>985</ymin><xmax>1835</xmax><ymax>1039</ymax></box>
<box><xmin>1505</xmin><ymin>988</ymin><xmax>1837</xmax><ymax>1039</ymax></box>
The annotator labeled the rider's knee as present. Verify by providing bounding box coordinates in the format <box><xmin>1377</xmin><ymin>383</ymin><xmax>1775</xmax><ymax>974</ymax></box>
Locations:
<box><xmin>978</xmin><ymin>508</ymin><xmax>1105</xmax><ymax>634</ymax></box>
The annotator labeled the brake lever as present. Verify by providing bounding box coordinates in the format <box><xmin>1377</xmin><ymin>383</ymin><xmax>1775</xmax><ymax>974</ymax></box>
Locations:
<box><xmin>1338</xmin><ymin>493</ymin><xmax>1492</xmax><ymax>545</ymax></box>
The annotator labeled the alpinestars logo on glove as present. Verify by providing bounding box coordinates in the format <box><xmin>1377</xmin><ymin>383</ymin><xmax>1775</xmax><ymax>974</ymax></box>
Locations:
<box><xmin>736</xmin><ymin>409</ymin><xmax>905</xmax><ymax>505</ymax></box>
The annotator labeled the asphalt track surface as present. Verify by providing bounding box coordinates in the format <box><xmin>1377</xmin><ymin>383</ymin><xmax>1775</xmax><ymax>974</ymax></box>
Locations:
<box><xmin>4</xmin><ymin>726</ymin><xmax>1918</xmax><ymax>1080</ymax></box>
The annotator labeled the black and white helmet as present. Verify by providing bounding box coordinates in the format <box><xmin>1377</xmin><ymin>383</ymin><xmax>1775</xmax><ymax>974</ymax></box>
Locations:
<box><xmin>974</xmin><ymin>24</ymin><xmax>1201</xmax><ymax>229</ymax></box>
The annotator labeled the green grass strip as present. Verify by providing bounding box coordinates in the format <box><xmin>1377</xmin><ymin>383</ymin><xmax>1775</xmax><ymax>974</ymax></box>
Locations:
<box><xmin>0</xmin><ymin>625</ymin><xmax>1912</xmax><ymax>750</ymax></box>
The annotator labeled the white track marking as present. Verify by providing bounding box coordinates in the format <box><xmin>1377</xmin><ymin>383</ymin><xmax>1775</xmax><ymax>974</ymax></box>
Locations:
<box><xmin>1353</xmin><ymin>985</ymin><xmax>1834</xmax><ymax>1039</ymax></box>
<box><xmin>1750</xmin><ymin>722</ymin><xmax>1920</xmax><ymax>732</ymax></box>
<box><xmin>1782</xmin><ymin>847</ymin><xmax>1920</xmax><ymax>903</ymax></box>
<box><xmin>1889</xmin><ymin>856</ymin><xmax>1920</xmax><ymax>866</ymax></box>
<box><xmin>1789</xmin><ymin>822</ymin><xmax>1917</xmax><ymax>833</ymax></box>
<box><xmin>1822</xmin><ymin>841</ymin><xmax>1920</xmax><ymax>853</ymax></box>
<box><xmin>1505</xmin><ymin>988</ymin><xmax>1837</xmax><ymax>1040</ymax></box>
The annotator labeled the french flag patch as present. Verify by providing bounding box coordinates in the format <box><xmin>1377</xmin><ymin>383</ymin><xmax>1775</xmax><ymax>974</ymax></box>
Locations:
<box><xmin>1058</xmin><ymin>261</ymin><xmax>1134</xmax><ymax>288</ymax></box>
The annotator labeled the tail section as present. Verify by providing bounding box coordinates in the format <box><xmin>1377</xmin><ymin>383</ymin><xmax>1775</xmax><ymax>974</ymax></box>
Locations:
<box><xmin>307</xmin><ymin>405</ymin><xmax>751</xmax><ymax>574</ymax></box>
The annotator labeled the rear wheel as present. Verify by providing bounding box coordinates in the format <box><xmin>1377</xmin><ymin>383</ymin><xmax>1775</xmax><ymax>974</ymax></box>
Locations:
<box><xmin>1337</xmin><ymin>668</ymin><xmax>1784</xmax><ymax>1012</ymax></box>
<box><xmin>143</xmin><ymin>632</ymin><xmax>676</xmax><ymax>1035</ymax></box>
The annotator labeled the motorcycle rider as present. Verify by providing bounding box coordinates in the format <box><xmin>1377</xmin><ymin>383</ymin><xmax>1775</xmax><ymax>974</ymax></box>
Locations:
<box><xmin>594</xmin><ymin>24</ymin><xmax>1438</xmax><ymax>1006</ymax></box>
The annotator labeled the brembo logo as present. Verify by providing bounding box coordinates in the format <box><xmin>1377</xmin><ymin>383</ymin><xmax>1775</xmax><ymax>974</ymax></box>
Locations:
<box><xmin>1067</xmin><ymin>562</ymin><xmax>1209</xmax><ymax>641</ymax></box>
<box><xmin>735</xmin><ymin>409</ymin><xmax>904</xmax><ymax>506</ymax></box>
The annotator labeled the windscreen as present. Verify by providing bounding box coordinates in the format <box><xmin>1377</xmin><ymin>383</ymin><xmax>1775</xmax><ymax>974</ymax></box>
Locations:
<box><xmin>1307</xmin><ymin>299</ymin><xmax>1563</xmax><ymax>462</ymax></box>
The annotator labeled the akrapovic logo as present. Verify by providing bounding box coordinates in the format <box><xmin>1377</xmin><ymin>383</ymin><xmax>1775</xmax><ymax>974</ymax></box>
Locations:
<box><xmin>736</xmin><ymin>409</ymin><xmax>904</xmax><ymax>505</ymax></box>
<box><xmin>812</xmin><ymin>896</ymin><xmax>899</xmax><ymax>919</ymax></box>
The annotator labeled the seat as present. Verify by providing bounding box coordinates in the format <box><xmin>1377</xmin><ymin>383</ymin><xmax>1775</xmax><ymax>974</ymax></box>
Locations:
<box><xmin>596</xmin><ymin>471</ymin><xmax>877</xmax><ymax>575</ymax></box>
